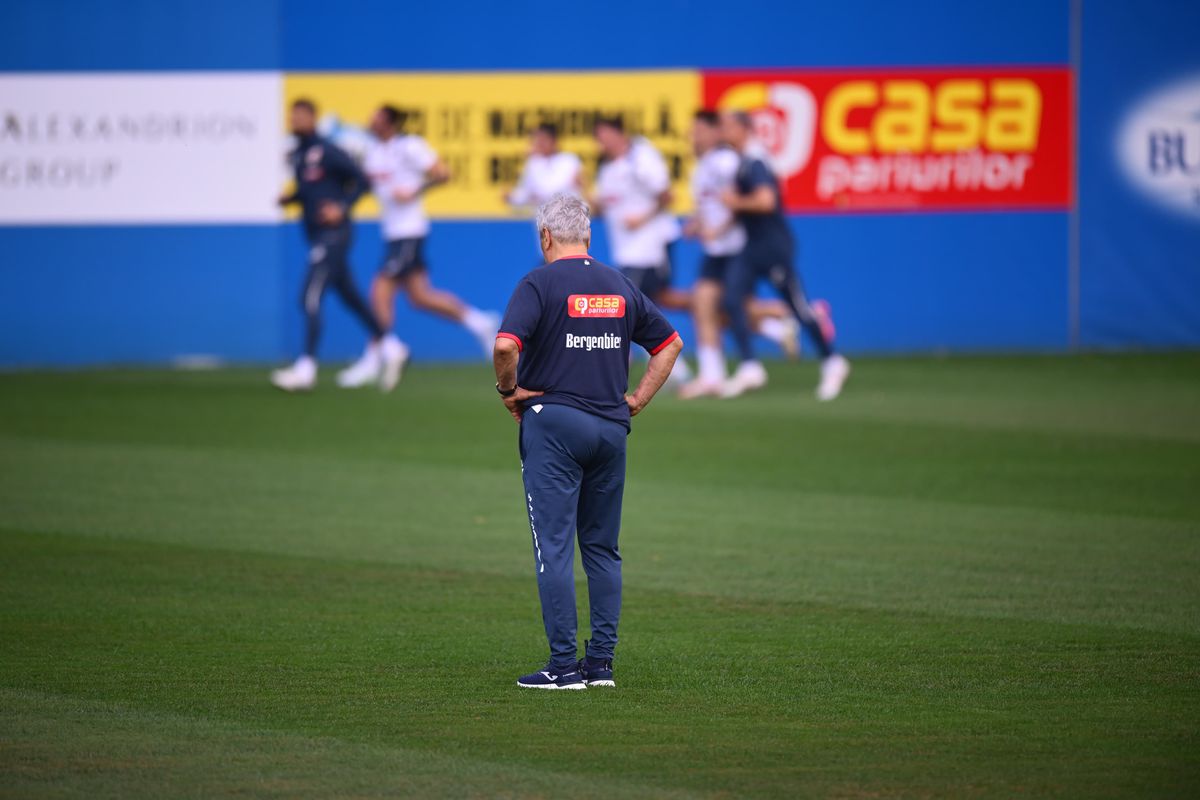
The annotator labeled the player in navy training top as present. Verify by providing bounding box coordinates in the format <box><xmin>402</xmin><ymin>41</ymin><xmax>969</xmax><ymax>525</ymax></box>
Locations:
<box><xmin>270</xmin><ymin>98</ymin><xmax>405</xmax><ymax>393</ymax></box>
<box><xmin>493</xmin><ymin>194</ymin><xmax>683</xmax><ymax>690</ymax></box>
<box><xmin>718</xmin><ymin>110</ymin><xmax>851</xmax><ymax>402</ymax></box>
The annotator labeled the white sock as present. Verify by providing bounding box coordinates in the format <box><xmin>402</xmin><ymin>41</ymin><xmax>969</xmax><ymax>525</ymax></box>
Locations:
<box><xmin>758</xmin><ymin>317</ymin><xmax>788</xmax><ymax>344</ymax></box>
<box><xmin>697</xmin><ymin>345</ymin><xmax>726</xmax><ymax>383</ymax></box>
<box><xmin>295</xmin><ymin>355</ymin><xmax>317</xmax><ymax>376</ymax></box>
<box><xmin>462</xmin><ymin>307</ymin><xmax>494</xmax><ymax>337</ymax></box>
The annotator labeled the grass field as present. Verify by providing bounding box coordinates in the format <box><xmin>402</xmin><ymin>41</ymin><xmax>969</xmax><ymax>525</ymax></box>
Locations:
<box><xmin>1</xmin><ymin>354</ymin><xmax>1198</xmax><ymax>798</ymax></box>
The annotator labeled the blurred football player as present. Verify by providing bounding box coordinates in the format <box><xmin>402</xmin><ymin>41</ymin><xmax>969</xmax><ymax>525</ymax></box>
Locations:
<box><xmin>679</xmin><ymin>109</ymin><xmax>800</xmax><ymax>399</ymax></box>
<box><xmin>591</xmin><ymin>117</ymin><xmax>688</xmax><ymax>310</ymax></box>
<box><xmin>719</xmin><ymin>110</ymin><xmax>849</xmax><ymax>400</ymax></box>
<box><xmin>504</xmin><ymin>123</ymin><xmax>582</xmax><ymax>209</ymax></box>
<box><xmin>272</xmin><ymin>98</ymin><xmax>406</xmax><ymax>393</ymax></box>
<box><xmin>338</xmin><ymin>105</ymin><xmax>501</xmax><ymax>389</ymax></box>
<box><xmin>591</xmin><ymin>116</ymin><xmax>691</xmax><ymax>382</ymax></box>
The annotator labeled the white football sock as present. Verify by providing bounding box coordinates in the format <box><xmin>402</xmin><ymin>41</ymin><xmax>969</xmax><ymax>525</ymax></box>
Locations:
<box><xmin>697</xmin><ymin>345</ymin><xmax>726</xmax><ymax>383</ymax></box>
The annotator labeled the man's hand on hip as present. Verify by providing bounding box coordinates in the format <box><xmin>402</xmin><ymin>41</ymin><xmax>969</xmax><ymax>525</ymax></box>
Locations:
<box><xmin>502</xmin><ymin>387</ymin><xmax>544</xmax><ymax>423</ymax></box>
<box><xmin>625</xmin><ymin>393</ymin><xmax>647</xmax><ymax>417</ymax></box>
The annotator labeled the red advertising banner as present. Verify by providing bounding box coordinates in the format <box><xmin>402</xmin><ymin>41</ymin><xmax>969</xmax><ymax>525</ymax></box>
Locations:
<box><xmin>702</xmin><ymin>68</ymin><xmax>1072</xmax><ymax>212</ymax></box>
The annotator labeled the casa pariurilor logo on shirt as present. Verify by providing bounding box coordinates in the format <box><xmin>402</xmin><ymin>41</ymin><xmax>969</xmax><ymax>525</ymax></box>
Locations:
<box><xmin>568</xmin><ymin>294</ymin><xmax>626</xmax><ymax>318</ymax></box>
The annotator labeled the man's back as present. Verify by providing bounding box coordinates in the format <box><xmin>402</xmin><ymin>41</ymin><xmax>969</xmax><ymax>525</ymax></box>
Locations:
<box><xmin>497</xmin><ymin>255</ymin><xmax>678</xmax><ymax>429</ymax></box>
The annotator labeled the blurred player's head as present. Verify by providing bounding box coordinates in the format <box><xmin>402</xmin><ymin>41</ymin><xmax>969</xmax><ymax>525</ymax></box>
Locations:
<box><xmin>691</xmin><ymin>109</ymin><xmax>721</xmax><ymax>156</ymax></box>
<box><xmin>535</xmin><ymin>193</ymin><xmax>591</xmax><ymax>257</ymax></box>
<box><xmin>593</xmin><ymin>116</ymin><xmax>628</xmax><ymax>158</ymax></box>
<box><xmin>531</xmin><ymin>123</ymin><xmax>559</xmax><ymax>156</ymax></box>
<box><xmin>290</xmin><ymin>99</ymin><xmax>317</xmax><ymax>137</ymax></box>
<box><xmin>720</xmin><ymin>110</ymin><xmax>755</xmax><ymax>152</ymax></box>
<box><xmin>370</xmin><ymin>105</ymin><xmax>402</xmax><ymax>140</ymax></box>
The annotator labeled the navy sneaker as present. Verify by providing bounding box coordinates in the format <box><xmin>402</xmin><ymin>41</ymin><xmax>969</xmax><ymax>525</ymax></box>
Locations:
<box><xmin>516</xmin><ymin>663</ymin><xmax>587</xmax><ymax>690</ymax></box>
<box><xmin>579</xmin><ymin>655</ymin><xmax>615</xmax><ymax>688</ymax></box>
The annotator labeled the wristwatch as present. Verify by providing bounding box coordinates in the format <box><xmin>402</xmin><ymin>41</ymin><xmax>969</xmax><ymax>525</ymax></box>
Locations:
<box><xmin>496</xmin><ymin>382</ymin><xmax>517</xmax><ymax>398</ymax></box>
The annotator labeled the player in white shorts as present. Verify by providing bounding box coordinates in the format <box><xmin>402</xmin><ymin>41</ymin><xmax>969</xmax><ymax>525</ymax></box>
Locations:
<box><xmin>338</xmin><ymin>105</ymin><xmax>501</xmax><ymax>389</ymax></box>
<box><xmin>679</xmin><ymin>110</ymin><xmax>800</xmax><ymax>399</ymax></box>
<box><xmin>504</xmin><ymin>123</ymin><xmax>582</xmax><ymax>209</ymax></box>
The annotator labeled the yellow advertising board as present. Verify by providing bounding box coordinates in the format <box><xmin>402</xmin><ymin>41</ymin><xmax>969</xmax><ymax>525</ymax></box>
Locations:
<box><xmin>283</xmin><ymin>71</ymin><xmax>702</xmax><ymax>219</ymax></box>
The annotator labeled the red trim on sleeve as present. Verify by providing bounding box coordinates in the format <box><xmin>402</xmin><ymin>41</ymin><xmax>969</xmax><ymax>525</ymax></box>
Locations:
<box><xmin>496</xmin><ymin>332</ymin><xmax>523</xmax><ymax>351</ymax></box>
<box><xmin>649</xmin><ymin>331</ymin><xmax>680</xmax><ymax>355</ymax></box>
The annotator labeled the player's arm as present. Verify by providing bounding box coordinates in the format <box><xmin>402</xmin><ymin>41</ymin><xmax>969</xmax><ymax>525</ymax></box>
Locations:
<box><xmin>505</xmin><ymin>164</ymin><xmax>532</xmax><ymax>207</ymax></box>
<box><xmin>627</xmin><ymin>333</ymin><xmax>683</xmax><ymax>416</ymax></box>
<box><xmin>721</xmin><ymin>160</ymin><xmax>776</xmax><ymax>214</ymax></box>
<box><xmin>628</xmin><ymin>289</ymin><xmax>683</xmax><ymax>416</ymax></box>
<box><xmin>422</xmin><ymin>157</ymin><xmax>451</xmax><ymax>191</ymax></box>
<box><xmin>722</xmin><ymin>184</ymin><xmax>774</xmax><ymax>214</ymax></box>
<box><xmin>493</xmin><ymin>279</ymin><xmax>544</xmax><ymax>423</ymax></box>
<box><xmin>701</xmin><ymin>216</ymin><xmax>737</xmax><ymax>242</ymax></box>
<box><xmin>394</xmin><ymin>150</ymin><xmax>450</xmax><ymax>203</ymax></box>
<box><xmin>493</xmin><ymin>337</ymin><xmax>543</xmax><ymax>423</ymax></box>
<box><xmin>277</xmin><ymin>185</ymin><xmax>300</xmax><ymax>207</ymax></box>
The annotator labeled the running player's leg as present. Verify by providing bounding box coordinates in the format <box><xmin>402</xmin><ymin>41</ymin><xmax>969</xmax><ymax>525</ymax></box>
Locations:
<box><xmin>326</xmin><ymin>239</ymin><xmax>386</xmax><ymax>341</ymax></box>
<box><xmin>575</xmin><ymin>415</ymin><xmax>627</xmax><ymax>684</ymax></box>
<box><xmin>648</xmin><ymin>252</ymin><xmax>690</xmax><ymax>311</ymax></box>
<box><xmin>748</xmin><ymin>298</ymin><xmax>801</xmax><ymax>358</ymax></box>
<box><xmin>302</xmin><ymin>257</ymin><xmax>330</xmax><ymax>360</ymax></box>
<box><xmin>371</xmin><ymin>276</ymin><xmax>399</xmax><ymax>332</ymax></box>
<box><xmin>719</xmin><ymin>252</ymin><xmax>769</xmax><ymax>397</ymax></box>
<box><xmin>336</xmin><ymin>237</ymin><xmax>410</xmax><ymax>391</ymax></box>
<box><xmin>519</xmin><ymin>405</ymin><xmax>585</xmax><ymax>672</ymax></box>
<box><xmin>765</xmin><ymin>257</ymin><xmax>851</xmax><ymax>400</ymax></box>
<box><xmin>394</xmin><ymin>240</ymin><xmax>499</xmax><ymax>355</ymax></box>
<box><xmin>270</xmin><ymin>242</ymin><xmax>329</xmax><ymax>391</ymax></box>
<box><xmin>691</xmin><ymin>276</ymin><xmax>725</xmax><ymax>378</ymax></box>
<box><xmin>765</xmin><ymin>260</ymin><xmax>833</xmax><ymax>359</ymax></box>
<box><xmin>402</xmin><ymin>269</ymin><xmax>469</xmax><ymax>322</ymax></box>
<box><xmin>300</xmin><ymin>233</ymin><xmax>343</xmax><ymax>356</ymax></box>
<box><xmin>680</xmin><ymin>253</ymin><xmax>729</xmax><ymax>397</ymax></box>
<box><xmin>722</xmin><ymin>253</ymin><xmax>758</xmax><ymax>364</ymax></box>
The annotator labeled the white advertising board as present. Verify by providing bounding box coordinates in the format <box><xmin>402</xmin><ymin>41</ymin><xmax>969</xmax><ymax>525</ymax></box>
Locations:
<box><xmin>0</xmin><ymin>72</ymin><xmax>284</xmax><ymax>224</ymax></box>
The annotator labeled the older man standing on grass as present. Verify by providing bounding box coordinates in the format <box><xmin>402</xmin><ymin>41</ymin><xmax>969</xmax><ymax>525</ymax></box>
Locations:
<box><xmin>493</xmin><ymin>194</ymin><xmax>683</xmax><ymax>690</ymax></box>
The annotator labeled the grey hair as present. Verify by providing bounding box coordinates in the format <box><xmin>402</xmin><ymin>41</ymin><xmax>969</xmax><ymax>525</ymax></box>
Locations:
<box><xmin>535</xmin><ymin>193</ymin><xmax>591</xmax><ymax>244</ymax></box>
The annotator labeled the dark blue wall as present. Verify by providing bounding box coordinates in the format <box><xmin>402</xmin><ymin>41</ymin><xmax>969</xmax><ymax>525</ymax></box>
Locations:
<box><xmin>3</xmin><ymin>0</ymin><xmax>1194</xmax><ymax>365</ymax></box>
<box><xmin>280</xmin><ymin>0</ymin><xmax>1068</xmax><ymax>70</ymax></box>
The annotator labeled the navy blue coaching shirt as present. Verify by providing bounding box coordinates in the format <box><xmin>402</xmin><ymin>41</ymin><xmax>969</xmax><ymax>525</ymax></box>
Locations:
<box><xmin>498</xmin><ymin>255</ymin><xmax>679</xmax><ymax>430</ymax></box>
